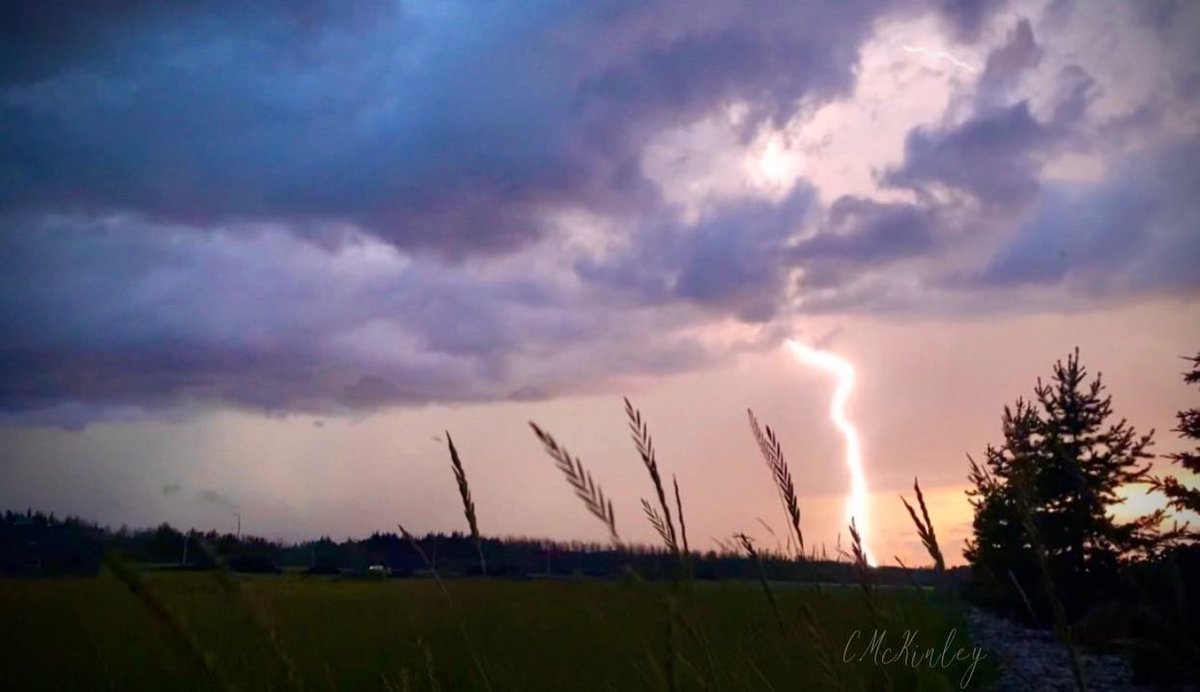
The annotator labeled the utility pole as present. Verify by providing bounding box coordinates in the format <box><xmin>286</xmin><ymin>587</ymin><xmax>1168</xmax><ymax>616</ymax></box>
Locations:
<box><xmin>234</xmin><ymin>512</ymin><xmax>241</xmax><ymax>539</ymax></box>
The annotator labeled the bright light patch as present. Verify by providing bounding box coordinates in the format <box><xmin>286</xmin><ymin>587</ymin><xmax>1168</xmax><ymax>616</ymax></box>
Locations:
<box><xmin>757</xmin><ymin>140</ymin><xmax>790</xmax><ymax>182</ymax></box>
<box><xmin>749</xmin><ymin>135</ymin><xmax>803</xmax><ymax>192</ymax></box>
<box><xmin>786</xmin><ymin>339</ymin><xmax>875</xmax><ymax>565</ymax></box>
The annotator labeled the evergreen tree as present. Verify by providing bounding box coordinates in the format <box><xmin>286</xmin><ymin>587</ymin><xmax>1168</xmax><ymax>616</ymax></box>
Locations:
<box><xmin>965</xmin><ymin>348</ymin><xmax>1164</xmax><ymax>621</ymax></box>
<box><xmin>1152</xmin><ymin>352</ymin><xmax>1200</xmax><ymax>527</ymax></box>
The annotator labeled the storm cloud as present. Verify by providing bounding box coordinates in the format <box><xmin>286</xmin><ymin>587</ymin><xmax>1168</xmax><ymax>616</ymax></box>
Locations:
<box><xmin>0</xmin><ymin>0</ymin><xmax>931</xmax><ymax>254</ymax></box>
<box><xmin>1</xmin><ymin>0</ymin><xmax>1197</xmax><ymax>426</ymax></box>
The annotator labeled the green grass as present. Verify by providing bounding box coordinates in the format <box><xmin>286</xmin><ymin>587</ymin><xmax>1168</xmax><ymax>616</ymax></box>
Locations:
<box><xmin>0</xmin><ymin>570</ymin><xmax>991</xmax><ymax>690</ymax></box>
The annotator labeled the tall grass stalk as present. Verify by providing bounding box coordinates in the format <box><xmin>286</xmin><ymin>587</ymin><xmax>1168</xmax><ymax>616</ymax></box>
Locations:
<box><xmin>624</xmin><ymin>398</ymin><xmax>706</xmax><ymax>691</ymax></box>
<box><xmin>398</xmin><ymin>523</ymin><xmax>494</xmax><ymax>692</ymax></box>
<box><xmin>74</xmin><ymin>610</ymin><xmax>115</xmax><ymax>692</ymax></box>
<box><xmin>642</xmin><ymin>499</ymin><xmax>677</xmax><ymax>554</ymax></box>
<box><xmin>624</xmin><ymin>398</ymin><xmax>679</xmax><ymax>557</ymax></box>
<box><xmin>1007</xmin><ymin>570</ymin><xmax>1038</xmax><ymax>622</ymax></box>
<box><xmin>529</xmin><ymin>421</ymin><xmax>619</xmax><ymax>543</ymax></box>
<box><xmin>849</xmin><ymin>517</ymin><xmax>879</xmax><ymax>620</ymax></box>
<box><xmin>102</xmin><ymin>551</ymin><xmax>227</xmax><ymax>690</ymax></box>
<box><xmin>536</xmin><ymin>404</ymin><xmax>699</xmax><ymax>691</ymax></box>
<box><xmin>445</xmin><ymin>431</ymin><xmax>486</xmax><ymax>575</ymax></box>
<box><xmin>736</xmin><ymin>533</ymin><xmax>846</xmax><ymax>690</ymax></box>
<box><xmin>799</xmin><ymin>601</ymin><xmax>847</xmax><ymax>692</ymax></box>
<box><xmin>848</xmin><ymin>518</ymin><xmax>901</xmax><ymax>691</ymax></box>
<box><xmin>747</xmin><ymin>409</ymin><xmax>804</xmax><ymax>558</ymax></box>
<box><xmin>418</xmin><ymin>637</ymin><xmax>443</xmax><ymax>692</ymax></box>
<box><xmin>735</xmin><ymin>533</ymin><xmax>787</xmax><ymax>636</ymax></box>
<box><xmin>900</xmin><ymin>477</ymin><xmax>944</xmax><ymax>572</ymax></box>
<box><xmin>893</xmin><ymin>555</ymin><xmax>926</xmax><ymax>598</ymax></box>
<box><xmin>672</xmin><ymin>475</ymin><xmax>690</xmax><ymax>559</ymax></box>
<box><xmin>664</xmin><ymin>599</ymin><xmax>680</xmax><ymax>692</ymax></box>
<box><xmin>673</xmin><ymin>604</ymin><xmax>723</xmax><ymax>691</ymax></box>
<box><xmin>199</xmin><ymin>540</ymin><xmax>308</xmax><ymax>688</ymax></box>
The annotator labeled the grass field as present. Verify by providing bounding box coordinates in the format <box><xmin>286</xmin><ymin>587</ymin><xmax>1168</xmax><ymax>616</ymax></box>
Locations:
<box><xmin>0</xmin><ymin>570</ymin><xmax>990</xmax><ymax>690</ymax></box>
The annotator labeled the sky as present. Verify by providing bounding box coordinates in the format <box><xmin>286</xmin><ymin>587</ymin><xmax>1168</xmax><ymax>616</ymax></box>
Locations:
<box><xmin>1</xmin><ymin>0</ymin><xmax>1198</xmax><ymax>566</ymax></box>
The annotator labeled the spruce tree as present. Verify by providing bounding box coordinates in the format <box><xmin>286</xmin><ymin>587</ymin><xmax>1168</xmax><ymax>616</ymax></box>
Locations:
<box><xmin>1153</xmin><ymin>352</ymin><xmax>1200</xmax><ymax>527</ymax></box>
<box><xmin>965</xmin><ymin>348</ymin><xmax>1164</xmax><ymax>621</ymax></box>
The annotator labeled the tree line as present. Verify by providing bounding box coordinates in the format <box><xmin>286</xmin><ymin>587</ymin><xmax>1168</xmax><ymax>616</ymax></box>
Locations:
<box><xmin>1</xmin><ymin>508</ymin><xmax>939</xmax><ymax>585</ymax></box>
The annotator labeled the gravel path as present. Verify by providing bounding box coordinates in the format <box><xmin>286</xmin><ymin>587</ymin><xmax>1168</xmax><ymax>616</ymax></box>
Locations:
<box><xmin>965</xmin><ymin>607</ymin><xmax>1153</xmax><ymax>691</ymax></box>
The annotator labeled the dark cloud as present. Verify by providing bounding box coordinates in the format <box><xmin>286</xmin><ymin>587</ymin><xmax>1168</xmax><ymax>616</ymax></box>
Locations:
<box><xmin>877</xmin><ymin>10</ymin><xmax>1200</xmax><ymax>306</ymax></box>
<box><xmin>1129</xmin><ymin>0</ymin><xmax>1195</xmax><ymax>33</ymax></box>
<box><xmin>0</xmin><ymin>0</ymin><xmax>1195</xmax><ymax>427</ymax></box>
<box><xmin>0</xmin><ymin>0</ymin><xmax>918</xmax><ymax>257</ymax></box>
<box><xmin>886</xmin><ymin>101</ymin><xmax>1051</xmax><ymax>208</ymax></box>
<box><xmin>577</xmin><ymin>185</ymin><xmax>814</xmax><ymax>322</ymax></box>
<box><xmin>672</xmin><ymin>188</ymin><xmax>813</xmax><ymax>321</ymax></box>
<box><xmin>768</xmin><ymin>196</ymin><xmax>941</xmax><ymax>299</ymax></box>
<box><xmin>885</xmin><ymin>19</ymin><xmax>1072</xmax><ymax>210</ymax></box>
<box><xmin>950</xmin><ymin>140</ymin><xmax>1200</xmax><ymax>296</ymax></box>
<box><xmin>794</xmin><ymin>197</ymin><xmax>938</xmax><ymax>263</ymax></box>
<box><xmin>1048</xmin><ymin>65</ymin><xmax>1099</xmax><ymax>125</ymax></box>
<box><xmin>976</xmin><ymin>19</ymin><xmax>1042</xmax><ymax>100</ymax></box>
<box><xmin>0</xmin><ymin>211</ymin><xmax>761</xmax><ymax>422</ymax></box>
<box><xmin>0</xmin><ymin>1</ymin><xmax>400</xmax><ymax>84</ymax></box>
<box><xmin>968</xmin><ymin>183</ymin><xmax>1154</xmax><ymax>287</ymax></box>
<box><xmin>932</xmin><ymin>0</ymin><xmax>1008</xmax><ymax>42</ymax></box>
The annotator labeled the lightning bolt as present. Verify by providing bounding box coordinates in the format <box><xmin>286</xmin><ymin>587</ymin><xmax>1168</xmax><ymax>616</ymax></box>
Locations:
<box><xmin>902</xmin><ymin>44</ymin><xmax>978</xmax><ymax>73</ymax></box>
<box><xmin>786</xmin><ymin>339</ymin><xmax>875</xmax><ymax>565</ymax></box>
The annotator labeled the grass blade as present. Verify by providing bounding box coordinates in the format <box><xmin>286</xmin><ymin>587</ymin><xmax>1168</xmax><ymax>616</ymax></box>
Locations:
<box><xmin>446</xmin><ymin>431</ymin><xmax>486</xmax><ymax>575</ymax></box>
<box><xmin>747</xmin><ymin>409</ymin><xmax>804</xmax><ymax>557</ymax></box>
<box><xmin>529</xmin><ymin>422</ymin><xmax>620</xmax><ymax>542</ymax></box>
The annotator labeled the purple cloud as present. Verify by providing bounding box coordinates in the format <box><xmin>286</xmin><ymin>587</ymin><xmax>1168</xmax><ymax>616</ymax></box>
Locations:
<box><xmin>1</xmin><ymin>1</ymin><xmax>1197</xmax><ymax>426</ymax></box>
